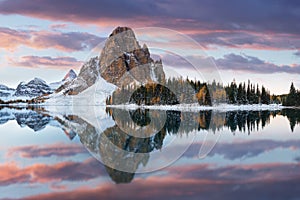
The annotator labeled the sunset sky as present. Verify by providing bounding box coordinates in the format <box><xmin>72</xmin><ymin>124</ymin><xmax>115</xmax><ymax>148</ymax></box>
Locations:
<box><xmin>0</xmin><ymin>0</ymin><xmax>300</xmax><ymax>94</ymax></box>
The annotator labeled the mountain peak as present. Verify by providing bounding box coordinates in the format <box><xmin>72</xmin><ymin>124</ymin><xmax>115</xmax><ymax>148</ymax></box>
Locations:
<box><xmin>0</xmin><ymin>84</ymin><xmax>14</xmax><ymax>91</ymax></box>
<box><xmin>100</xmin><ymin>26</ymin><xmax>165</xmax><ymax>86</ymax></box>
<box><xmin>14</xmin><ymin>77</ymin><xmax>51</xmax><ymax>98</ymax></box>
<box><xmin>63</xmin><ymin>69</ymin><xmax>77</xmax><ymax>81</ymax></box>
<box><xmin>109</xmin><ymin>26</ymin><xmax>133</xmax><ymax>37</ymax></box>
<box><xmin>30</xmin><ymin>78</ymin><xmax>46</xmax><ymax>84</ymax></box>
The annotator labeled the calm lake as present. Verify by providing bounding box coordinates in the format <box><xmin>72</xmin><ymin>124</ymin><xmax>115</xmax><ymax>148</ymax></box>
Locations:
<box><xmin>0</xmin><ymin>106</ymin><xmax>300</xmax><ymax>199</ymax></box>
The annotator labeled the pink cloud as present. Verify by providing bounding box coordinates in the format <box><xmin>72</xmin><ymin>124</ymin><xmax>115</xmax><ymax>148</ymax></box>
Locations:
<box><xmin>8</xmin><ymin>56</ymin><xmax>83</xmax><ymax>69</ymax></box>
<box><xmin>0</xmin><ymin>27</ymin><xmax>104</xmax><ymax>52</ymax></box>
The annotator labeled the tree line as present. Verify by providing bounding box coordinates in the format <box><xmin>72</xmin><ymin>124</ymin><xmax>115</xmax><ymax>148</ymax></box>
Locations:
<box><xmin>225</xmin><ymin>79</ymin><xmax>271</xmax><ymax>105</ymax></box>
<box><xmin>106</xmin><ymin>77</ymin><xmax>276</xmax><ymax>106</ymax></box>
<box><xmin>106</xmin><ymin>77</ymin><xmax>213</xmax><ymax>105</ymax></box>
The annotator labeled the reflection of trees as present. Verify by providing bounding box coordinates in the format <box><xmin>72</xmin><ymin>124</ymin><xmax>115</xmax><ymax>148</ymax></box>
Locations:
<box><xmin>281</xmin><ymin>109</ymin><xmax>300</xmax><ymax>132</ymax></box>
<box><xmin>224</xmin><ymin>110</ymin><xmax>279</xmax><ymax>134</ymax></box>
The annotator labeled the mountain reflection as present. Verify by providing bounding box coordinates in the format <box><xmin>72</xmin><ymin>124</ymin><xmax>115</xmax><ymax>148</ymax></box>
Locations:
<box><xmin>0</xmin><ymin>106</ymin><xmax>299</xmax><ymax>184</ymax></box>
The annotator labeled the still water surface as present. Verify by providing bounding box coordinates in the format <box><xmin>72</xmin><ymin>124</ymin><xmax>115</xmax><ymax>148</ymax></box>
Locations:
<box><xmin>0</xmin><ymin>106</ymin><xmax>299</xmax><ymax>199</ymax></box>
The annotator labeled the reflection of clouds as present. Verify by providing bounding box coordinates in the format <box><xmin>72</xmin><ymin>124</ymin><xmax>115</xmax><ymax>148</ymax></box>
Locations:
<box><xmin>7</xmin><ymin>143</ymin><xmax>88</xmax><ymax>158</ymax></box>
<box><xmin>13</xmin><ymin>162</ymin><xmax>300</xmax><ymax>200</ymax></box>
<box><xmin>209</xmin><ymin>139</ymin><xmax>300</xmax><ymax>160</ymax></box>
<box><xmin>180</xmin><ymin>140</ymin><xmax>300</xmax><ymax>160</ymax></box>
<box><xmin>0</xmin><ymin>158</ymin><xmax>106</xmax><ymax>187</ymax></box>
<box><xmin>295</xmin><ymin>157</ymin><xmax>300</xmax><ymax>162</ymax></box>
<box><xmin>166</xmin><ymin>162</ymin><xmax>300</xmax><ymax>183</ymax></box>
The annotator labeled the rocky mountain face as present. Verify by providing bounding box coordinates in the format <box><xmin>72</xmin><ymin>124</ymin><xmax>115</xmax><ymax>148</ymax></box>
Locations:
<box><xmin>14</xmin><ymin>78</ymin><xmax>52</xmax><ymax>98</ymax></box>
<box><xmin>100</xmin><ymin>27</ymin><xmax>165</xmax><ymax>87</ymax></box>
<box><xmin>50</xmin><ymin>69</ymin><xmax>77</xmax><ymax>90</ymax></box>
<box><xmin>58</xmin><ymin>26</ymin><xmax>166</xmax><ymax>95</ymax></box>
<box><xmin>56</xmin><ymin>57</ymin><xmax>100</xmax><ymax>95</ymax></box>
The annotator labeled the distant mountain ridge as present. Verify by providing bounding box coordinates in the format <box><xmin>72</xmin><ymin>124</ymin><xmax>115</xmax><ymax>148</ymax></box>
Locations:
<box><xmin>0</xmin><ymin>84</ymin><xmax>15</xmax><ymax>98</ymax></box>
<box><xmin>14</xmin><ymin>78</ymin><xmax>52</xmax><ymax>98</ymax></box>
<box><xmin>0</xmin><ymin>69</ymin><xmax>77</xmax><ymax>102</ymax></box>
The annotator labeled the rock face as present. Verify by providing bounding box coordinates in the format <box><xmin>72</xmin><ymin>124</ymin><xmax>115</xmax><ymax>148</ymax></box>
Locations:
<box><xmin>58</xmin><ymin>26</ymin><xmax>166</xmax><ymax>95</ymax></box>
<box><xmin>50</xmin><ymin>69</ymin><xmax>77</xmax><ymax>90</ymax></box>
<box><xmin>100</xmin><ymin>26</ymin><xmax>165</xmax><ymax>87</ymax></box>
<box><xmin>63</xmin><ymin>69</ymin><xmax>77</xmax><ymax>82</ymax></box>
<box><xmin>14</xmin><ymin>78</ymin><xmax>52</xmax><ymax>98</ymax></box>
<box><xmin>55</xmin><ymin>57</ymin><xmax>99</xmax><ymax>95</ymax></box>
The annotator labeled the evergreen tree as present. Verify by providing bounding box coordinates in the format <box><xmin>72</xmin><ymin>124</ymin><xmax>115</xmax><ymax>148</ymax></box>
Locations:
<box><xmin>261</xmin><ymin>86</ymin><xmax>270</xmax><ymax>104</ymax></box>
<box><xmin>237</xmin><ymin>83</ymin><xmax>243</xmax><ymax>104</ymax></box>
<box><xmin>285</xmin><ymin>82</ymin><xmax>297</xmax><ymax>106</ymax></box>
<box><xmin>256</xmin><ymin>84</ymin><xmax>261</xmax><ymax>104</ymax></box>
<box><xmin>247</xmin><ymin>80</ymin><xmax>251</xmax><ymax>104</ymax></box>
<box><xmin>242</xmin><ymin>82</ymin><xmax>247</xmax><ymax>104</ymax></box>
<box><xmin>228</xmin><ymin>80</ymin><xmax>237</xmax><ymax>104</ymax></box>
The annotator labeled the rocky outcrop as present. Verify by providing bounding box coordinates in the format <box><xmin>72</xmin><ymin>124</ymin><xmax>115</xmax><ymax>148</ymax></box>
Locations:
<box><xmin>58</xmin><ymin>26</ymin><xmax>166</xmax><ymax>95</ymax></box>
<box><xmin>50</xmin><ymin>69</ymin><xmax>77</xmax><ymax>90</ymax></box>
<box><xmin>100</xmin><ymin>27</ymin><xmax>165</xmax><ymax>87</ymax></box>
<box><xmin>55</xmin><ymin>57</ymin><xmax>99</xmax><ymax>95</ymax></box>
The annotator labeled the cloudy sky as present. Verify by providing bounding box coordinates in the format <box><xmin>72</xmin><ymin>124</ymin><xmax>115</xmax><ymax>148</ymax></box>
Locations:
<box><xmin>0</xmin><ymin>0</ymin><xmax>299</xmax><ymax>94</ymax></box>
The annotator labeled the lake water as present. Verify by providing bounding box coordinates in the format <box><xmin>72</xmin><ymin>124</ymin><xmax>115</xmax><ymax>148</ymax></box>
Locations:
<box><xmin>0</xmin><ymin>106</ymin><xmax>300</xmax><ymax>199</ymax></box>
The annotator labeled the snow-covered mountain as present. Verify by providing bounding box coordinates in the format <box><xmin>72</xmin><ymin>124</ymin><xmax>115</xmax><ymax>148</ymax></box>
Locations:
<box><xmin>14</xmin><ymin>78</ymin><xmax>52</xmax><ymax>98</ymax></box>
<box><xmin>0</xmin><ymin>78</ymin><xmax>53</xmax><ymax>102</ymax></box>
<box><xmin>49</xmin><ymin>69</ymin><xmax>77</xmax><ymax>90</ymax></box>
<box><xmin>0</xmin><ymin>84</ymin><xmax>15</xmax><ymax>98</ymax></box>
<box><xmin>0</xmin><ymin>69</ymin><xmax>78</xmax><ymax>102</ymax></box>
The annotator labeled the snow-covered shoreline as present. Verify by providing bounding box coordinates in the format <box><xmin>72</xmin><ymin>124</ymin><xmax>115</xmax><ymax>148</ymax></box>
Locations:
<box><xmin>107</xmin><ymin>103</ymin><xmax>285</xmax><ymax>112</ymax></box>
<box><xmin>0</xmin><ymin>102</ymin><xmax>290</xmax><ymax>112</ymax></box>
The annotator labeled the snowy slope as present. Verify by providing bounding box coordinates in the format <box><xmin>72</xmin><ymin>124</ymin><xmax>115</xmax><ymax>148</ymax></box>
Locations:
<box><xmin>45</xmin><ymin>75</ymin><xmax>117</xmax><ymax>106</ymax></box>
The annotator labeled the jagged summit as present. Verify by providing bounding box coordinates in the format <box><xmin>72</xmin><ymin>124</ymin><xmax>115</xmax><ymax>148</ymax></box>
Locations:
<box><xmin>50</xmin><ymin>69</ymin><xmax>77</xmax><ymax>91</ymax></box>
<box><xmin>109</xmin><ymin>26</ymin><xmax>133</xmax><ymax>37</ymax></box>
<box><xmin>63</xmin><ymin>69</ymin><xmax>77</xmax><ymax>82</ymax></box>
<box><xmin>29</xmin><ymin>78</ymin><xmax>47</xmax><ymax>85</ymax></box>
<box><xmin>100</xmin><ymin>26</ymin><xmax>165</xmax><ymax>86</ymax></box>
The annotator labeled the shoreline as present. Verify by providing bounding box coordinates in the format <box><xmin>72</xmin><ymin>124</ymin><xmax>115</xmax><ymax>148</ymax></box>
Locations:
<box><xmin>1</xmin><ymin>103</ymin><xmax>298</xmax><ymax>112</ymax></box>
<box><xmin>107</xmin><ymin>103</ymin><xmax>287</xmax><ymax>111</ymax></box>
